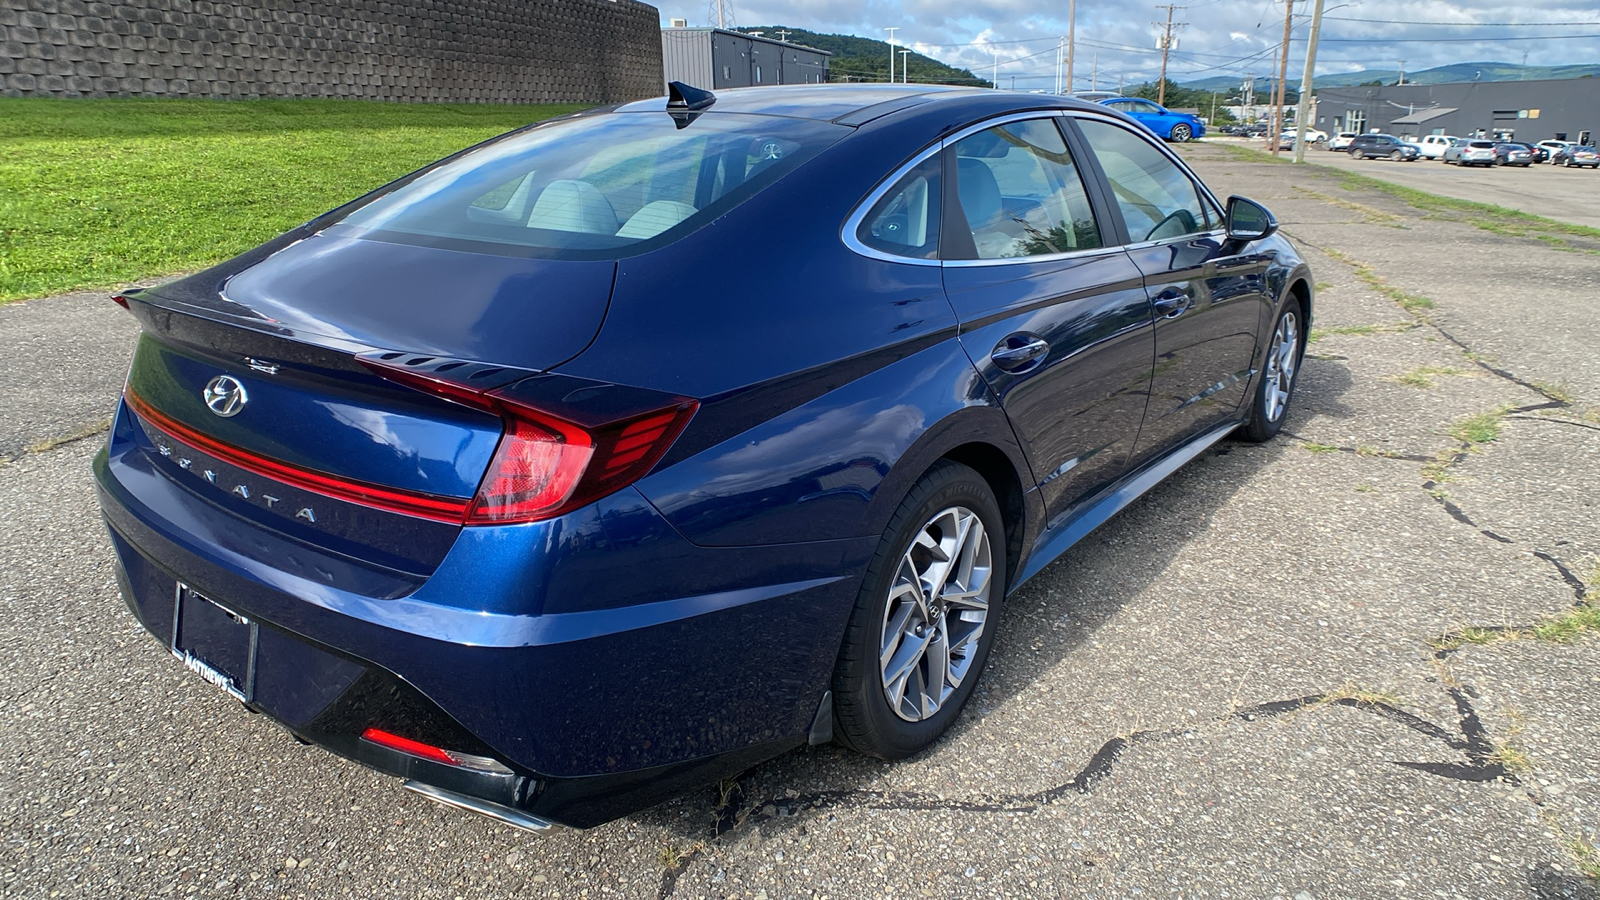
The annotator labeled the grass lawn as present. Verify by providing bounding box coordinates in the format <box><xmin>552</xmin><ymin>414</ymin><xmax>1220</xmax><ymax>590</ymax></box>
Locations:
<box><xmin>0</xmin><ymin>98</ymin><xmax>587</xmax><ymax>302</ymax></box>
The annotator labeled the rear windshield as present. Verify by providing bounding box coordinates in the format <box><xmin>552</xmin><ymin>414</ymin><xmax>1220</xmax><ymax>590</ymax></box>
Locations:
<box><xmin>330</xmin><ymin>112</ymin><xmax>848</xmax><ymax>259</ymax></box>
<box><xmin>1470</xmin><ymin>141</ymin><xmax>1496</xmax><ymax>149</ymax></box>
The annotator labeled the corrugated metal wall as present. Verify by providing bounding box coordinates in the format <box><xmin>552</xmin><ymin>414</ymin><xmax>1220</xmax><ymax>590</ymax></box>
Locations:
<box><xmin>662</xmin><ymin>28</ymin><xmax>828</xmax><ymax>90</ymax></box>
<box><xmin>661</xmin><ymin>29</ymin><xmax>714</xmax><ymax>88</ymax></box>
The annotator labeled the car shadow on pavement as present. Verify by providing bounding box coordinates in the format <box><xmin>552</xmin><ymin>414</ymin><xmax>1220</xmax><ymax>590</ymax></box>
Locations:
<box><xmin>632</xmin><ymin>356</ymin><xmax>1359</xmax><ymax>848</ymax></box>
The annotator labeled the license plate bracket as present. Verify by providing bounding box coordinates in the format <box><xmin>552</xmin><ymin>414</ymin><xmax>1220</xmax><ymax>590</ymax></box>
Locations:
<box><xmin>172</xmin><ymin>586</ymin><xmax>256</xmax><ymax>702</ymax></box>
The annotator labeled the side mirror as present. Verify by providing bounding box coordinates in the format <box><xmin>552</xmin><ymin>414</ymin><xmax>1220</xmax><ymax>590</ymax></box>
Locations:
<box><xmin>1225</xmin><ymin>196</ymin><xmax>1278</xmax><ymax>243</ymax></box>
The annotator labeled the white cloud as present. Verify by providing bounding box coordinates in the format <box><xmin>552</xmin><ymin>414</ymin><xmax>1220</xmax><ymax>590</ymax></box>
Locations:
<box><xmin>658</xmin><ymin>0</ymin><xmax>1600</xmax><ymax>88</ymax></box>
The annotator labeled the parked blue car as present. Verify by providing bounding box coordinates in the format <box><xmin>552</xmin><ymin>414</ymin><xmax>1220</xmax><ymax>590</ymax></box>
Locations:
<box><xmin>96</xmin><ymin>82</ymin><xmax>1310</xmax><ymax>831</ymax></box>
<box><xmin>1095</xmin><ymin>97</ymin><xmax>1207</xmax><ymax>142</ymax></box>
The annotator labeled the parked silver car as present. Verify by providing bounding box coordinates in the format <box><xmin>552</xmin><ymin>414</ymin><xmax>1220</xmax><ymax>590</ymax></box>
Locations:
<box><xmin>1443</xmin><ymin>140</ymin><xmax>1498</xmax><ymax>167</ymax></box>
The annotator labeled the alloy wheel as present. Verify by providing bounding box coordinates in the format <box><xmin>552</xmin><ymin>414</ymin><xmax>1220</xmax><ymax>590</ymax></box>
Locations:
<box><xmin>879</xmin><ymin>506</ymin><xmax>993</xmax><ymax>722</ymax></box>
<box><xmin>1262</xmin><ymin>310</ymin><xmax>1299</xmax><ymax>422</ymax></box>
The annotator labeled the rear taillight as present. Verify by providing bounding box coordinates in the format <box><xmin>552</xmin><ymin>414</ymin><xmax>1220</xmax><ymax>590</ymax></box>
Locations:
<box><xmin>112</xmin><ymin>294</ymin><xmax>131</xmax><ymax>309</ymax></box>
<box><xmin>358</xmin><ymin>359</ymin><xmax>696</xmax><ymax>526</ymax></box>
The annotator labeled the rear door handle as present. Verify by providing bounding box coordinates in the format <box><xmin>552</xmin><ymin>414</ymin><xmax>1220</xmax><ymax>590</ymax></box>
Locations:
<box><xmin>991</xmin><ymin>334</ymin><xmax>1050</xmax><ymax>373</ymax></box>
<box><xmin>1151</xmin><ymin>287</ymin><xmax>1195</xmax><ymax>318</ymax></box>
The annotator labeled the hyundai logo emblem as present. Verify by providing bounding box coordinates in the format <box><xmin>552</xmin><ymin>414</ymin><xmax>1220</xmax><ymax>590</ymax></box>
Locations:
<box><xmin>202</xmin><ymin>375</ymin><xmax>249</xmax><ymax>417</ymax></box>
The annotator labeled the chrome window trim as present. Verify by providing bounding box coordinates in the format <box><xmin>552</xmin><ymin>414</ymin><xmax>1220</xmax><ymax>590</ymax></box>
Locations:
<box><xmin>840</xmin><ymin>108</ymin><xmax>1236</xmax><ymax>268</ymax></box>
<box><xmin>942</xmin><ymin>244</ymin><xmax>1126</xmax><ymax>269</ymax></box>
<box><xmin>1119</xmin><ymin>229</ymin><xmax>1228</xmax><ymax>253</ymax></box>
<box><xmin>839</xmin><ymin>142</ymin><xmax>944</xmax><ymax>267</ymax></box>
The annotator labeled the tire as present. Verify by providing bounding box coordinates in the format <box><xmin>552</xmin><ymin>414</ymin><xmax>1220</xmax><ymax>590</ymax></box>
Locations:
<box><xmin>831</xmin><ymin>461</ymin><xmax>1006</xmax><ymax>759</ymax></box>
<box><xmin>1170</xmin><ymin>123</ymin><xmax>1192</xmax><ymax>142</ymax></box>
<box><xmin>1239</xmin><ymin>298</ymin><xmax>1304</xmax><ymax>443</ymax></box>
<box><xmin>1350</xmin><ymin>149</ymin><xmax>1363</xmax><ymax>159</ymax></box>
<box><xmin>1389</xmin><ymin>150</ymin><xmax>1402</xmax><ymax>161</ymax></box>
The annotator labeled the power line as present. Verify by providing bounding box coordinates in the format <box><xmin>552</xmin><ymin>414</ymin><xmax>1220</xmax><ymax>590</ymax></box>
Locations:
<box><xmin>1324</xmin><ymin>16</ymin><xmax>1600</xmax><ymax>27</ymax></box>
<box><xmin>1317</xmin><ymin>33</ymin><xmax>1600</xmax><ymax>42</ymax></box>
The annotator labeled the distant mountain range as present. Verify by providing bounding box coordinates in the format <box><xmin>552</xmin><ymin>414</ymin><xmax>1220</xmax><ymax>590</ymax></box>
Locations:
<box><xmin>1181</xmin><ymin>62</ymin><xmax>1600</xmax><ymax>92</ymax></box>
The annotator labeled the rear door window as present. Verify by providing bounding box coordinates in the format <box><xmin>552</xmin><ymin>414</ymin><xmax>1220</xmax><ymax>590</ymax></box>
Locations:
<box><xmin>947</xmin><ymin>117</ymin><xmax>1102</xmax><ymax>260</ymax></box>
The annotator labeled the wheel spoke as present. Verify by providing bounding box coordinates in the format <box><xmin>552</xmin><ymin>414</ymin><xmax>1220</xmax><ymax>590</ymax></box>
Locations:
<box><xmin>882</xmin><ymin>630</ymin><xmax>933</xmax><ymax>698</ymax></box>
<box><xmin>923</xmin><ymin>628</ymin><xmax>950</xmax><ymax>714</ymax></box>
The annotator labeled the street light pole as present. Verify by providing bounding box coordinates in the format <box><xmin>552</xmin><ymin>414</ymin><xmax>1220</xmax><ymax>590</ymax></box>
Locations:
<box><xmin>1067</xmin><ymin>0</ymin><xmax>1076</xmax><ymax>95</ymax></box>
<box><xmin>899</xmin><ymin>49</ymin><xmax>910</xmax><ymax>84</ymax></box>
<box><xmin>1293</xmin><ymin>0</ymin><xmax>1326</xmax><ymax>163</ymax></box>
<box><xmin>1270</xmin><ymin>0</ymin><xmax>1293</xmax><ymax>156</ymax></box>
<box><xmin>884</xmin><ymin>26</ymin><xmax>899</xmax><ymax>83</ymax></box>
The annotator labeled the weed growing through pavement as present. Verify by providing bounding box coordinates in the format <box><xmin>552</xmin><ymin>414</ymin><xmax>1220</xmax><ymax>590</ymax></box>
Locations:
<box><xmin>1321</xmin><ymin>247</ymin><xmax>1436</xmax><ymax>314</ymax></box>
<box><xmin>1449</xmin><ymin>406</ymin><xmax>1512</xmax><ymax>444</ymax></box>
<box><xmin>1391</xmin><ymin>366</ymin><xmax>1471</xmax><ymax>389</ymax></box>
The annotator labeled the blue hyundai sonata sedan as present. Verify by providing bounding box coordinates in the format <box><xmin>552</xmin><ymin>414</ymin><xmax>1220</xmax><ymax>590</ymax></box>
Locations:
<box><xmin>95</xmin><ymin>82</ymin><xmax>1311</xmax><ymax>831</ymax></box>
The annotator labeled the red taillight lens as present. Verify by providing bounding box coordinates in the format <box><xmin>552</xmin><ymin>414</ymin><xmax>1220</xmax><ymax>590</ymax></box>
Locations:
<box><xmin>358</xmin><ymin>357</ymin><xmax>696</xmax><ymax>526</ymax></box>
<box><xmin>111</xmin><ymin>294</ymin><xmax>131</xmax><ymax>309</ymax></box>
<box><xmin>465</xmin><ymin>405</ymin><xmax>594</xmax><ymax>524</ymax></box>
<box><xmin>463</xmin><ymin>397</ymin><xmax>696</xmax><ymax>525</ymax></box>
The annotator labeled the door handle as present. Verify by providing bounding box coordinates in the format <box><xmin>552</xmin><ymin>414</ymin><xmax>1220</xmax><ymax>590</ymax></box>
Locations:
<box><xmin>991</xmin><ymin>334</ymin><xmax>1050</xmax><ymax>373</ymax></box>
<box><xmin>1151</xmin><ymin>287</ymin><xmax>1194</xmax><ymax>318</ymax></box>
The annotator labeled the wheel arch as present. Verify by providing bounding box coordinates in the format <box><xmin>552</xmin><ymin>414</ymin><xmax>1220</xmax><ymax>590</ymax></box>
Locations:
<box><xmin>863</xmin><ymin>406</ymin><xmax>1039</xmax><ymax>593</ymax></box>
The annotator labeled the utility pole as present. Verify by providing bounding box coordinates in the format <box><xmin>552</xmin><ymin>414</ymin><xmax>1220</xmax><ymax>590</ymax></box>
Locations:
<box><xmin>1270</xmin><ymin>0</ymin><xmax>1293</xmax><ymax>156</ymax></box>
<box><xmin>992</xmin><ymin>51</ymin><xmax>999</xmax><ymax>89</ymax></box>
<box><xmin>1397</xmin><ymin>59</ymin><xmax>1405</xmax><ymax>86</ymax></box>
<box><xmin>900</xmin><ymin>49</ymin><xmax>910</xmax><ymax>84</ymax></box>
<box><xmin>1067</xmin><ymin>0</ymin><xmax>1076</xmax><ymax>95</ymax></box>
<box><xmin>887</xmin><ymin>27</ymin><xmax>901</xmax><ymax>83</ymax></box>
<box><xmin>1055</xmin><ymin>37</ymin><xmax>1063</xmax><ymax>95</ymax></box>
<box><xmin>1292</xmin><ymin>0</ymin><xmax>1325</xmax><ymax>163</ymax></box>
<box><xmin>1154</xmin><ymin>4</ymin><xmax>1186</xmax><ymax>107</ymax></box>
<box><xmin>1092</xmin><ymin>52</ymin><xmax>1099</xmax><ymax>92</ymax></box>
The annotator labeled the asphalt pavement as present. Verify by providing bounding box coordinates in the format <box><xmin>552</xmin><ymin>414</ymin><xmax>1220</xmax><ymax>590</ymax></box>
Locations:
<box><xmin>2</xmin><ymin>143</ymin><xmax>1598</xmax><ymax>899</ymax></box>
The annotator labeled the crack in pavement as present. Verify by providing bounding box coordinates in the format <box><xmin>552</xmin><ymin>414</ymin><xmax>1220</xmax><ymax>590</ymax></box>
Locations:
<box><xmin>655</xmin><ymin>686</ymin><xmax>1518</xmax><ymax>897</ymax></box>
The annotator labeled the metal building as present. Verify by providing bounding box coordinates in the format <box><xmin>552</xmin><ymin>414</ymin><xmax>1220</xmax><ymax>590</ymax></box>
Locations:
<box><xmin>660</xmin><ymin>27</ymin><xmax>831</xmax><ymax>90</ymax></box>
<box><xmin>1313</xmin><ymin>78</ymin><xmax>1598</xmax><ymax>145</ymax></box>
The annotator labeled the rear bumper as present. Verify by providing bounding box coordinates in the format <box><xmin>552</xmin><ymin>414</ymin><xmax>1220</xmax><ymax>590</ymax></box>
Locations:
<box><xmin>94</xmin><ymin>403</ymin><xmax>873</xmax><ymax>827</ymax></box>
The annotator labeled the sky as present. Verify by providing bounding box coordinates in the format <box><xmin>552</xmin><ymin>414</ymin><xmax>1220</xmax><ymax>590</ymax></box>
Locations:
<box><xmin>668</xmin><ymin>0</ymin><xmax>1600</xmax><ymax>89</ymax></box>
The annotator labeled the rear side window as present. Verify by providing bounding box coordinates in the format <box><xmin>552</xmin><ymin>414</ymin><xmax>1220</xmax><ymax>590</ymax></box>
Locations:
<box><xmin>948</xmin><ymin>118</ymin><xmax>1102</xmax><ymax>260</ymax></box>
<box><xmin>1076</xmin><ymin>118</ymin><xmax>1214</xmax><ymax>243</ymax></box>
<box><xmin>856</xmin><ymin>154</ymin><xmax>941</xmax><ymax>260</ymax></box>
<box><xmin>333</xmin><ymin>113</ymin><xmax>847</xmax><ymax>259</ymax></box>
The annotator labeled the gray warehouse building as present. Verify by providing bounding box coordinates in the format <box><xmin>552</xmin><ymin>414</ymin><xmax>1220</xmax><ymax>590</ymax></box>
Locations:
<box><xmin>1314</xmin><ymin>78</ymin><xmax>1598</xmax><ymax>145</ymax></box>
<box><xmin>661</xmin><ymin>27</ymin><xmax>829</xmax><ymax>90</ymax></box>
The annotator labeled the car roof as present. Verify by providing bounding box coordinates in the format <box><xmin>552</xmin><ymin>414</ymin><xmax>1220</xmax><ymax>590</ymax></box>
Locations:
<box><xmin>613</xmin><ymin>84</ymin><xmax>981</xmax><ymax>122</ymax></box>
<box><xmin>612</xmin><ymin>83</ymin><xmax>1119</xmax><ymax>125</ymax></box>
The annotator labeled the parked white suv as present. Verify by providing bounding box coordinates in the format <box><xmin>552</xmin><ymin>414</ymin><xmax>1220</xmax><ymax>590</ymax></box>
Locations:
<box><xmin>1328</xmin><ymin>132</ymin><xmax>1359</xmax><ymax>151</ymax></box>
<box><xmin>1416</xmin><ymin>135</ymin><xmax>1459</xmax><ymax>159</ymax></box>
<box><xmin>1538</xmin><ymin>140</ymin><xmax>1574</xmax><ymax>164</ymax></box>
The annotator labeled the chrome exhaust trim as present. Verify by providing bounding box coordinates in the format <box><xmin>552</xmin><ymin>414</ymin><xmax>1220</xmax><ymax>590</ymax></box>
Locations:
<box><xmin>403</xmin><ymin>781</ymin><xmax>562</xmax><ymax>834</ymax></box>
